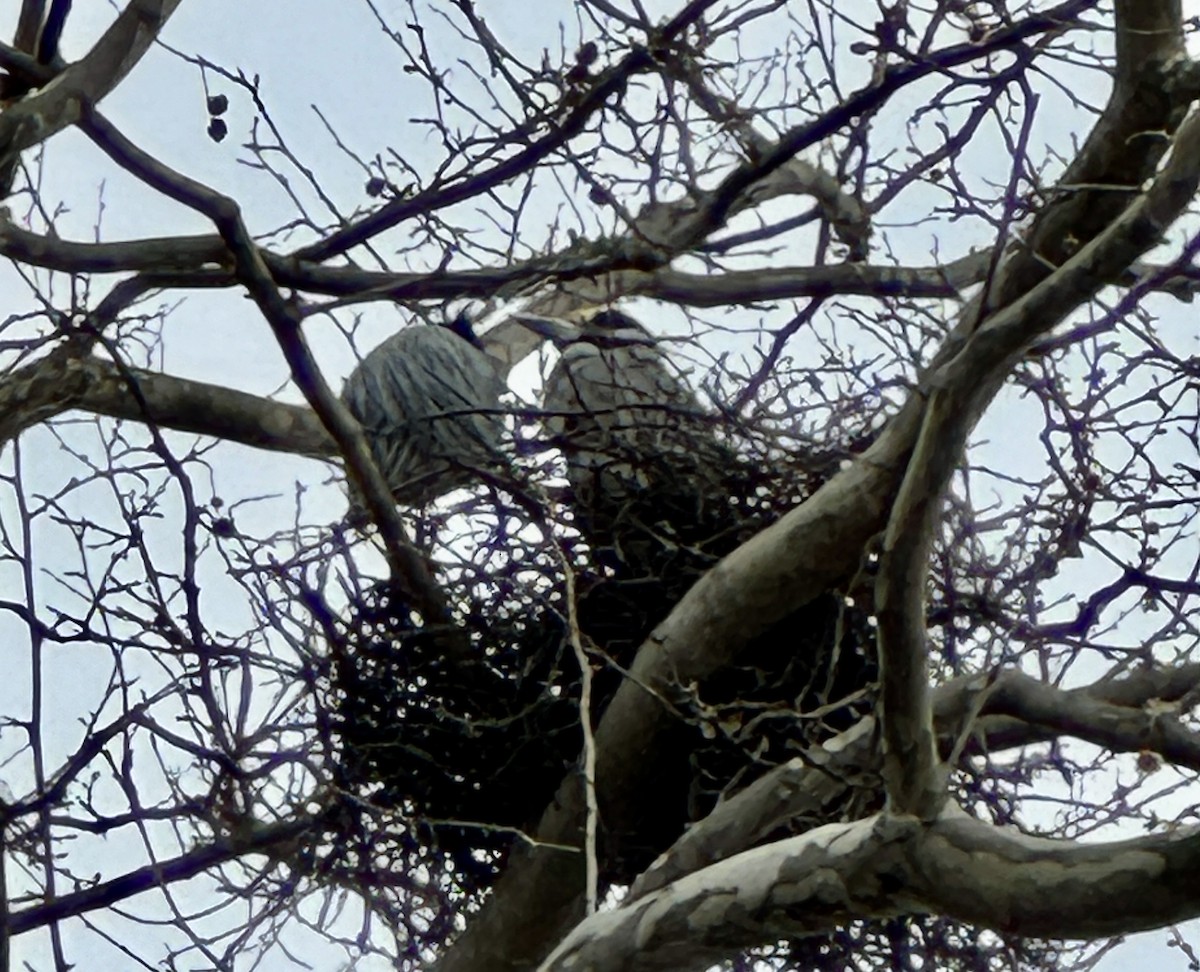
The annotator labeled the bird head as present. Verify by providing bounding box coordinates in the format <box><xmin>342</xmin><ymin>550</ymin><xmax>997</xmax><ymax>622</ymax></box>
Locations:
<box><xmin>514</xmin><ymin>308</ymin><xmax>654</xmax><ymax>349</ymax></box>
<box><xmin>442</xmin><ymin>312</ymin><xmax>484</xmax><ymax>349</ymax></box>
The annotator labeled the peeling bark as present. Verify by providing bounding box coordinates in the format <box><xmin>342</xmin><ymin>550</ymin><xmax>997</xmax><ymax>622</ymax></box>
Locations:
<box><xmin>541</xmin><ymin>813</ymin><xmax>1200</xmax><ymax>972</ymax></box>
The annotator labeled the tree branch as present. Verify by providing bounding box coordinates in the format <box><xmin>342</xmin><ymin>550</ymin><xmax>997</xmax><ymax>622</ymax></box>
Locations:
<box><xmin>0</xmin><ymin>348</ymin><xmax>335</xmax><ymax>457</ymax></box>
<box><xmin>632</xmin><ymin>662</ymin><xmax>1200</xmax><ymax>898</ymax></box>
<box><xmin>0</xmin><ymin>0</ymin><xmax>184</xmax><ymax>183</ymax></box>
<box><xmin>540</xmin><ymin>812</ymin><xmax>1200</xmax><ymax>972</ymax></box>
<box><xmin>8</xmin><ymin>814</ymin><xmax>322</xmax><ymax>936</ymax></box>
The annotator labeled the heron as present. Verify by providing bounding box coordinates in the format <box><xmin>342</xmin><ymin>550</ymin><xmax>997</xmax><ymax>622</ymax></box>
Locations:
<box><xmin>340</xmin><ymin>317</ymin><xmax>508</xmax><ymax>511</ymax></box>
<box><xmin>517</xmin><ymin>308</ymin><xmax>738</xmax><ymax>572</ymax></box>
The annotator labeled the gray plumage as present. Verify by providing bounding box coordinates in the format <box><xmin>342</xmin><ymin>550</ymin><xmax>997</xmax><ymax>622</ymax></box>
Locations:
<box><xmin>534</xmin><ymin>313</ymin><xmax>703</xmax><ymax>475</ymax></box>
<box><xmin>341</xmin><ymin>323</ymin><xmax>507</xmax><ymax>509</ymax></box>
<box><xmin>520</xmin><ymin>310</ymin><xmax>736</xmax><ymax>557</ymax></box>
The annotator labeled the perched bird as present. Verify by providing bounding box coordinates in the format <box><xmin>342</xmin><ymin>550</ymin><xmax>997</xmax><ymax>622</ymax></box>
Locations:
<box><xmin>518</xmin><ymin>309</ymin><xmax>737</xmax><ymax>570</ymax></box>
<box><xmin>340</xmin><ymin>317</ymin><xmax>507</xmax><ymax>511</ymax></box>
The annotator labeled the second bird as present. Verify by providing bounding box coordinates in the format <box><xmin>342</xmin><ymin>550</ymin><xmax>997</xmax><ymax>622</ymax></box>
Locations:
<box><xmin>341</xmin><ymin>317</ymin><xmax>507</xmax><ymax>512</ymax></box>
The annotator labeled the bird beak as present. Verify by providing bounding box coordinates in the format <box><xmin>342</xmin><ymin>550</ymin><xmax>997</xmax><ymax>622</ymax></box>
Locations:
<box><xmin>512</xmin><ymin>314</ymin><xmax>583</xmax><ymax>344</ymax></box>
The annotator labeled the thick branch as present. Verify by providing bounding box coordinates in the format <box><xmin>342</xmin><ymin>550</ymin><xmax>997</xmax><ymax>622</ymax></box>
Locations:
<box><xmin>874</xmin><ymin>0</ymin><xmax>1193</xmax><ymax>819</ymax></box>
<box><xmin>0</xmin><ymin>216</ymin><xmax>229</xmax><ymax>273</ymax></box>
<box><xmin>0</xmin><ymin>350</ymin><xmax>334</xmax><ymax>457</ymax></box>
<box><xmin>540</xmin><ymin>813</ymin><xmax>1200</xmax><ymax>972</ymax></box>
<box><xmin>633</xmin><ymin>662</ymin><xmax>1200</xmax><ymax>898</ymax></box>
<box><xmin>79</xmin><ymin>357</ymin><xmax>333</xmax><ymax>455</ymax></box>
<box><xmin>542</xmin><ymin>816</ymin><xmax>906</xmax><ymax>972</ymax></box>
<box><xmin>0</xmin><ymin>0</ymin><xmax>183</xmax><ymax>175</ymax></box>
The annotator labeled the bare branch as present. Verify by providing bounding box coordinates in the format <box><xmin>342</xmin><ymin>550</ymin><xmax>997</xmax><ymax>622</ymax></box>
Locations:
<box><xmin>0</xmin><ymin>0</ymin><xmax>184</xmax><ymax>180</ymax></box>
<box><xmin>541</xmin><ymin>813</ymin><xmax>1200</xmax><ymax>972</ymax></box>
<box><xmin>634</xmin><ymin>662</ymin><xmax>1200</xmax><ymax>898</ymax></box>
<box><xmin>9</xmin><ymin>813</ymin><xmax>324</xmax><ymax>936</ymax></box>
